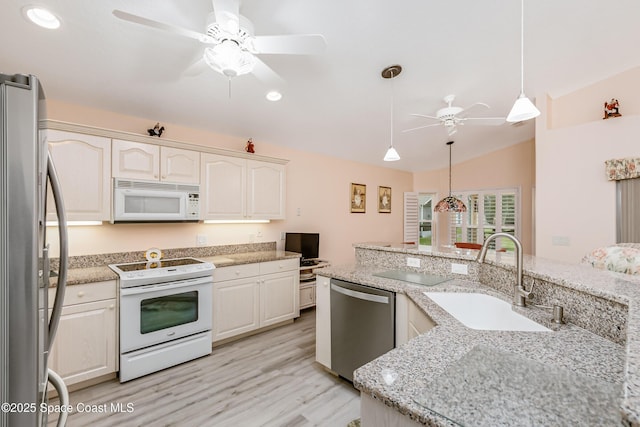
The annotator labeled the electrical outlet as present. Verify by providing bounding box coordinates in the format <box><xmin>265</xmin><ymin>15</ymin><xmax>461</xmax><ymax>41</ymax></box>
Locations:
<box><xmin>407</xmin><ymin>257</ymin><xmax>421</xmax><ymax>268</ymax></box>
<box><xmin>552</xmin><ymin>236</ymin><xmax>570</xmax><ymax>246</ymax></box>
<box><xmin>280</xmin><ymin>232</ymin><xmax>286</xmax><ymax>240</ymax></box>
<box><xmin>196</xmin><ymin>234</ymin><xmax>207</xmax><ymax>246</ymax></box>
<box><xmin>451</xmin><ymin>263</ymin><xmax>468</xmax><ymax>275</ymax></box>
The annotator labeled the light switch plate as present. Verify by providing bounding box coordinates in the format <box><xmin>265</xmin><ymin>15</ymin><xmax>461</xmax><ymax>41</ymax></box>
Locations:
<box><xmin>451</xmin><ymin>263</ymin><xmax>468</xmax><ymax>275</ymax></box>
<box><xmin>407</xmin><ymin>257</ymin><xmax>421</xmax><ymax>268</ymax></box>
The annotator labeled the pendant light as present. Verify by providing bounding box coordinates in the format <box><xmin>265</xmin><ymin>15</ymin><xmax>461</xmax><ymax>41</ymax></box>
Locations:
<box><xmin>434</xmin><ymin>141</ymin><xmax>467</xmax><ymax>212</ymax></box>
<box><xmin>382</xmin><ymin>65</ymin><xmax>402</xmax><ymax>162</ymax></box>
<box><xmin>506</xmin><ymin>0</ymin><xmax>540</xmax><ymax>123</ymax></box>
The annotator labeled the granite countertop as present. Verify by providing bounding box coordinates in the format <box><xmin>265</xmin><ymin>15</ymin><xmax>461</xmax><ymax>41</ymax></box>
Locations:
<box><xmin>315</xmin><ymin>263</ymin><xmax>627</xmax><ymax>426</ymax></box>
<box><xmin>50</xmin><ymin>249</ymin><xmax>300</xmax><ymax>287</ymax></box>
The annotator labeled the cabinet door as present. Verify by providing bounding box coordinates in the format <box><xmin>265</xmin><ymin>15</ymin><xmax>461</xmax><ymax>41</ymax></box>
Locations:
<box><xmin>300</xmin><ymin>284</ymin><xmax>316</xmax><ymax>309</ymax></box>
<box><xmin>201</xmin><ymin>154</ymin><xmax>246</xmax><ymax>219</ymax></box>
<box><xmin>408</xmin><ymin>298</ymin><xmax>435</xmax><ymax>340</ymax></box>
<box><xmin>112</xmin><ymin>139</ymin><xmax>160</xmax><ymax>180</ymax></box>
<box><xmin>260</xmin><ymin>271</ymin><xmax>299</xmax><ymax>327</ymax></box>
<box><xmin>45</xmin><ymin>130</ymin><xmax>111</xmax><ymax>221</ymax></box>
<box><xmin>247</xmin><ymin>160</ymin><xmax>286</xmax><ymax>219</ymax></box>
<box><xmin>161</xmin><ymin>147</ymin><xmax>200</xmax><ymax>184</ymax></box>
<box><xmin>315</xmin><ymin>276</ymin><xmax>331</xmax><ymax>368</ymax></box>
<box><xmin>48</xmin><ymin>299</ymin><xmax>117</xmax><ymax>385</ymax></box>
<box><xmin>212</xmin><ymin>277</ymin><xmax>260</xmax><ymax>342</ymax></box>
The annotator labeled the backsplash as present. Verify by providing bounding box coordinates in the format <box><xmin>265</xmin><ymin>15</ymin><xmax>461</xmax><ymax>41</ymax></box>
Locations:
<box><xmin>51</xmin><ymin>241</ymin><xmax>277</xmax><ymax>270</ymax></box>
<box><xmin>355</xmin><ymin>245</ymin><xmax>628</xmax><ymax>345</ymax></box>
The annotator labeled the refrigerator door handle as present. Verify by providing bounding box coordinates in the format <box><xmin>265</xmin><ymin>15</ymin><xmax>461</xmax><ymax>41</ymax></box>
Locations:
<box><xmin>46</xmin><ymin>152</ymin><xmax>68</xmax><ymax>349</ymax></box>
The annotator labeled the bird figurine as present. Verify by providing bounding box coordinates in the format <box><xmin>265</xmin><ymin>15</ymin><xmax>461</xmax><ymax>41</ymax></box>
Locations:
<box><xmin>245</xmin><ymin>138</ymin><xmax>255</xmax><ymax>153</ymax></box>
<box><xmin>147</xmin><ymin>123</ymin><xmax>165</xmax><ymax>137</ymax></box>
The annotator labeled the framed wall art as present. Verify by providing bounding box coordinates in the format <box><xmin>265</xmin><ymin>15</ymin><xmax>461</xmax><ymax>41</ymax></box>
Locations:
<box><xmin>350</xmin><ymin>183</ymin><xmax>366</xmax><ymax>213</ymax></box>
<box><xmin>378</xmin><ymin>186</ymin><xmax>391</xmax><ymax>213</ymax></box>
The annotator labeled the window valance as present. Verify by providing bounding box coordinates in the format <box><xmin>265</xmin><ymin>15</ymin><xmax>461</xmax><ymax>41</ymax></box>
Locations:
<box><xmin>605</xmin><ymin>157</ymin><xmax>640</xmax><ymax>181</ymax></box>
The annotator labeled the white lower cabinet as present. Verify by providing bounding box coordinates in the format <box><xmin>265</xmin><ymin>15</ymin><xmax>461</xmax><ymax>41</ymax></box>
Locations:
<box><xmin>212</xmin><ymin>259</ymin><xmax>299</xmax><ymax>343</ymax></box>
<box><xmin>48</xmin><ymin>281</ymin><xmax>117</xmax><ymax>386</ymax></box>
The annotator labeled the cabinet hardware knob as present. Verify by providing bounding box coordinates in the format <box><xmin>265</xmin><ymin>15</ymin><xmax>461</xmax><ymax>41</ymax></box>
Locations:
<box><xmin>109</xmin><ymin>304</ymin><xmax>115</xmax><ymax>310</ymax></box>
<box><xmin>77</xmin><ymin>291</ymin><xmax>85</xmax><ymax>297</ymax></box>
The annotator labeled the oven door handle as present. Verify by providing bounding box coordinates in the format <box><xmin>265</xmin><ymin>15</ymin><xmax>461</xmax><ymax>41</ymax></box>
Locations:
<box><xmin>120</xmin><ymin>276</ymin><xmax>213</xmax><ymax>296</ymax></box>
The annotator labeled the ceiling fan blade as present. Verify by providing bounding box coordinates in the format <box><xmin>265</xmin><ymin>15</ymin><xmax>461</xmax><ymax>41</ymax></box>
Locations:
<box><xmin>402</xmin><ymin>123</ymin><xmax>442</xmax><ymax>133</ymax></box>
<box><xmin>252</xmin><ymin>35</ymin><xmax>327</xmax><ymax>55</ymax></box>
<box><xmin>183</xmin><ymin>57</ymin><xmax>209</xmax><ymax>77</ymax></box>
<box><xmin>410</xmin><ymin>113</ymin><xmax>440</xmax><ymax>121</ymax></box>
<box><xmin>112</xmin><ymin>10</ymin><xmax>212</xmax><ymax>43</ymax></box>
<box><xmin>251</xmin><ymin>57</ymin><xmax>285</xmax><ymax>85</ymax></box>
<box><xmin>212</xmin><ymin>0</ymin><xmax>240</xmax><ymax>34</ymax></box>
<box><xmin>460</xmin><ymin>117</ymin><xmax>506</xmax><ymax>126</ymax></box>
<box><xmin>458</xmin><ymin>102</ymin><xmax>490</xmax><ymax>118</ymax></box>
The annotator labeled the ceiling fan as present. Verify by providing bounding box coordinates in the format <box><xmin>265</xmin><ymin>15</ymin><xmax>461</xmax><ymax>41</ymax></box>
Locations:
<box><xmin>112</xmin><ymin>0</ymin><xmax>326</xmax><ymax>82</ymax></box>
<box><xmin>403</xmin><ymin>94</ymin><xmax>505</xmax><ymax>136</ymax></box>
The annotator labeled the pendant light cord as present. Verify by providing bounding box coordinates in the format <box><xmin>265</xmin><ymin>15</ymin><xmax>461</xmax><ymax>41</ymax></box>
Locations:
<box><xmin>390</xmin><ymin>69</ymin><xmax>395</xmax><ymax>147</ymax></box>
<box><xmin>448</xmin><ymin>142</ymin><xmax>452</xmax><ymax>196</ymax></box>
<box><xmin>519</xmin><ymin>0</ymin><xmax>525</xmax><ymax>95</ymax></box>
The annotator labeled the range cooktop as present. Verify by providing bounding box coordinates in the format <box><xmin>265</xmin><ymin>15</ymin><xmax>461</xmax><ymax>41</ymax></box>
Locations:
<box><xmin>109</xmin><ymin>257</ymin><xmax>215</xmax><ymax>288</ymax></box>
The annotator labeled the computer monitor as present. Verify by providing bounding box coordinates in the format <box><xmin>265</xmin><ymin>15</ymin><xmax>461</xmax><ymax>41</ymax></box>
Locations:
<box><xmin>285</xmin><ymin>233</ymin><xmax>319</xmax><ymax>262</ymax></box>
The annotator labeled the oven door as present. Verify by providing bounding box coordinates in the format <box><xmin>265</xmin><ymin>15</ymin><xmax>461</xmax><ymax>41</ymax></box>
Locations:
<box><xmin>120</xmin><ymin>276</ymin><xmax>212</xmax><ymax>353</ymax></box>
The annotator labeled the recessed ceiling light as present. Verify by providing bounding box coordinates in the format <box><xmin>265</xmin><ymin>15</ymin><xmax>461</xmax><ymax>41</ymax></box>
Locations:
<box><xmin>23</xmin><ymin>6</ymin><xmax>61</xmax><ymax>29</ymax></box>
<box><xmin>266</xmin><ymin>91</ymin><xmax>282</xmax><ymax>102</ymax></box>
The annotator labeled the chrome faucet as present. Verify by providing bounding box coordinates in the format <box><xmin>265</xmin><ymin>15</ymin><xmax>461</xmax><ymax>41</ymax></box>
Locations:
<box><xmin>476</xmin><ymin>232</ymin><xmax>530</xmax><ymax>307</ymax></box>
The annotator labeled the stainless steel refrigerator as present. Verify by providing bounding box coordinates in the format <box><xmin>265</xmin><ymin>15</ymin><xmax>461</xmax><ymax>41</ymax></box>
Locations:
<box><xmin>0</xmin><ymin>73</ymin><xmax>69</xmax><ymax>426</ymax></box>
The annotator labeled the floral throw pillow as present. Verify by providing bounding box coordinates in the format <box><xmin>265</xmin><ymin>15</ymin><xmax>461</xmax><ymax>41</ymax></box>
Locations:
<box><xmin>581</xmin><ymin>245</ymin><xmax>640</xmax><ymax>275</ymax></box>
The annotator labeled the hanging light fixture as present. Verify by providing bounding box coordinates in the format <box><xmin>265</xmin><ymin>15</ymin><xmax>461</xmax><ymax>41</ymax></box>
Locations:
<box><xmin>382</xmin><ymin>65</ymin><xmax>402</xmax><ymax>162</ymax></box>
<box><xmin>506</xmin><ymin>0</ymin><xmax>540</xmax><ymax>123</ymax></box>
<box><xmin>434</xmin><ymin>141</ymin><xmax>467</xmax><ymax>212</ymax></box>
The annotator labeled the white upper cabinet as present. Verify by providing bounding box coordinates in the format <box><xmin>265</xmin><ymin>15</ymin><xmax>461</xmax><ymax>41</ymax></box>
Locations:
<box><xmin>160</xmin><ymin>146</ymin><xmax>201</xmax><ymax>184</ymax></box>
<box><xmin>247</xmin><ymin>160</ymin><xmax>286</xmax><ymax>220</ymax></box>
<box><xmin>201</xmin><ymin>154</ymin><xmax>285</xmax><ymax>220</ymax></box>
<box><xmin>45</xmin><ymin>130</ymin><xmax>111</xmax><ymax>221</ymax></box>
<box><xmin>201</xmin><ymin>154</ymin><xmax>246</xmax><ymax>219</ymax></box>
<box><xmin>112</xmin><ymin>140</ymin><xmax>200</xmax><ymax>184</ymax></box>
<box><xmin>112</xmin><ymin>139</ymin><xmax>159</xmax><ymax>181</ymax></box>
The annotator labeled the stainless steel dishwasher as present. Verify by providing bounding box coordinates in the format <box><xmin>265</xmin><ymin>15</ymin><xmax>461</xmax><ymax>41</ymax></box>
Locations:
<box><xmin>330</xmin><ymin>279</ymin><xmax>395</xmax><ymax>382</ymax></box>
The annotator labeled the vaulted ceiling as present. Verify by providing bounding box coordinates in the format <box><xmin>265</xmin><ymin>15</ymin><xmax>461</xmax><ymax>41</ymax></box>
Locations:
<box><xmin>2</xmin><ymin>0</ymin><xmax>639</xmax><ymax>171</ymax></box>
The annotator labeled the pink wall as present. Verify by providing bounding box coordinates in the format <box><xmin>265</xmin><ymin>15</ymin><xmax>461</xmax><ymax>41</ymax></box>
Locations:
<box><xmin>535</xmin><ymin>68</ymin><xmax>640</xmax><ymax>263</ymax></box>
<box><xmin>46</xmin><ymin>100</ymin><xmax>413</xmax><ymax>264</ymax></box>
<box><xmin>549</xmin><ymin>66</ymin><xmax>640</xmax><ymax>130</ymax></box>
<box><xmin>413</xmin><ymin>140</ymin><xmax>536</xmax><ymax>254</ymax></box>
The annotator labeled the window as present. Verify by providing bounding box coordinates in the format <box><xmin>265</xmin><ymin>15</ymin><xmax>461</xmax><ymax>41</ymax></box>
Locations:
<box><xmin>449</xmin><ymin>189</ymin><xmax>520</xmax><ymax>251</ymax></box>
<box><xmin>404</xmin><ymin>192</ymin><xmax>435</xmax><ymax>249</ymax></box>
<box><xmin>617</xmin><ymin>178</ymin><xmax>640</xmax><ymax>242</ymax></box>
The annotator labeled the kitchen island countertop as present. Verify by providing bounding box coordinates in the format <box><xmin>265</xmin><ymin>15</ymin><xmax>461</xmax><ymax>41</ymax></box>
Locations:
<box><xmin>315</xmin><ymin>243</ymin><xmax>640</xmax><ymax>426</ymax></box>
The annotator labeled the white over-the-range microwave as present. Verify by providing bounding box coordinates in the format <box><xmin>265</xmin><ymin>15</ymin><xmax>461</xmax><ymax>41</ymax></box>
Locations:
<box><xmin>112</xmin><ymin>178</ymin><xmax>200</xmax><ymax>223</ymax></box>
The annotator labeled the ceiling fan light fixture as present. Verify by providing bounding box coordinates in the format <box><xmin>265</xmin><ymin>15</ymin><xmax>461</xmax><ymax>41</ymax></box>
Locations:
<box><xmin>384</xmin><ymin>146</ymin><xmax>400</xmax><ymax>162</ymax></box>
<box><xmin>203</xmin><ymin>40</ymin><xmax>255</xmax><ymax>77</ymax></box>
<box><xmin>506</xmin><ymin>93</ymin><xmax>540</xmax><ymax>123</ymax></box>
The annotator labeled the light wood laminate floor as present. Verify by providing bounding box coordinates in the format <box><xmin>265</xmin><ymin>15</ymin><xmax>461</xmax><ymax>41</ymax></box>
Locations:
<box><xmin>48</xmin><ymin>309</ymin><xmax>360</xmax><ymax>427</ymax></box>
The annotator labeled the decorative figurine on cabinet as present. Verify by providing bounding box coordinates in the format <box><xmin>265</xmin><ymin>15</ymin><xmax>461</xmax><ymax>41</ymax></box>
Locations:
<box><xmin>603</xmin><ymin>99</ymin><xmax>621</xmax><ymax>119</ymax></box>
<box><xmin>245</xmin><ymin>138</ymin><xmax>255</xmax><ymax>153</ymax></box>
<box><xmin>147</xmin><ymin>122</ymin><xmax>165</xmax><ymax>137</ymax></box>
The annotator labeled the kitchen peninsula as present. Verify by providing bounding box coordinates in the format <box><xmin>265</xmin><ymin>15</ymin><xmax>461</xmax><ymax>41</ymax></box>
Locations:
<box><xmin>315</xmin><ymin>242</ymin><xmax>640</xmax><ymax>426</ymax></box>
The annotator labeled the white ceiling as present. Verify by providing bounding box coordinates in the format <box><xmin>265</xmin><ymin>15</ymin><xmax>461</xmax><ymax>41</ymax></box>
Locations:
<box><xmin>2</xmin><ymin>0</ymin><xmax>639</xmax><ymax>172</ymax></box>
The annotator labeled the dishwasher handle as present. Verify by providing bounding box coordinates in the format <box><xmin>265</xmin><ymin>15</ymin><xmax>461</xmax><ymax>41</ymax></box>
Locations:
<box><xmin>331</xmin><ymin>283</ymin><xmax>389</xmax><ymax>304</ymax></box>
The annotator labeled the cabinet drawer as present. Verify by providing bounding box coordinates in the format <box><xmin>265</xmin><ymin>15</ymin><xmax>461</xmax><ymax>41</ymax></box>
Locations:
<box><xmin>300</xmin><ymin>285</ymin><xmax>315</xmax><ymax>309</ymax></box>
<box><xmin>48</xmin><ymin>280</ymin><xmax>117</xmax><ymax>307</ymax></box>
<box><xmin>213</xmin><ymin>263</ymin><xmax>260</xmax><ymax>282</ymax></box>
<box><xmin>260</xmin><ymin>258</ymin><xmax>299</xmax><ymax>275</ymax></box>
